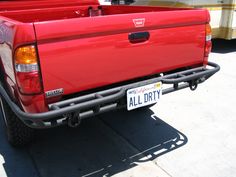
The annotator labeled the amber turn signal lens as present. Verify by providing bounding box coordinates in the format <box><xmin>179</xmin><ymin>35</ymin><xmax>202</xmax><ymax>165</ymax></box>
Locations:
<box><xmin>15</xmin><ymin>45</ymin><xmax>37</xmax><ymax>64</ymax></box>
<box><xmin>206</xmin><ymin>24</ymin><xmax>212</xmax><ymax>35</ymax></box>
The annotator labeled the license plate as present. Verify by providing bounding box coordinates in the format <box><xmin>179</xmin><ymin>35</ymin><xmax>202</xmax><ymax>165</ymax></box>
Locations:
<box><xmin>127</xmin><ymin>82</ymin><xmax>162</xmax><ymax>111</ymax></box>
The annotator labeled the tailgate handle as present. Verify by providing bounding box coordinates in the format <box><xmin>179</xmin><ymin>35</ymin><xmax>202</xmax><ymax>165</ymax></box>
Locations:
<box><xmin>128</xmin><ymin>32</ymin><xmax>150</xmax><ymax>43</ymax></box>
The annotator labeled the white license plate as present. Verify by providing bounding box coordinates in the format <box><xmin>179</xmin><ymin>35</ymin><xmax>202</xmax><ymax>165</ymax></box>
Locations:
<box><xmin>127</xmin><ymin>82</ymin><xmax>162</xmax><ymax>111</ymax></box>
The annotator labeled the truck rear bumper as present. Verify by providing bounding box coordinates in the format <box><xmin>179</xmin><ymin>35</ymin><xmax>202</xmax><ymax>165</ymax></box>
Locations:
<box><xmin>0</xmin><ymin>62</ymin><xmax>220</xmax><ymax>129</ymax></box>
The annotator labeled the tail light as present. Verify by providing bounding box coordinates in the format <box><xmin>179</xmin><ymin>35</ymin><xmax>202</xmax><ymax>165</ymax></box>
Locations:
<box><xmin>204</xmin><ymin>24</ymin><xmax>212</xmax><ymax>61</ymax></box>
<box><xmin>14</xmin><ymin>45</ymin><xmax>43</xmax><ymax>94</ymax></box>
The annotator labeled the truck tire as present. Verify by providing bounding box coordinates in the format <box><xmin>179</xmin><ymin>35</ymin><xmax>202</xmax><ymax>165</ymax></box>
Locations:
<box><xmin>0</xmin><ymin>94</ymin><xmax>34</xmax><ymax>147</ymax></box>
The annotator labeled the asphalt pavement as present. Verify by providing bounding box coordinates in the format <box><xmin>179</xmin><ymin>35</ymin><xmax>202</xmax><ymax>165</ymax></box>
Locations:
<box><xmin>0</xmin><ymin>39</ymin><xmax>236</xmax><ymax>177</ymax></box>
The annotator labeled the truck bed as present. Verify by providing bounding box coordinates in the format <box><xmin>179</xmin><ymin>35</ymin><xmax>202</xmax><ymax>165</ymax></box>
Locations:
<box><xmin>1</xmin><ymin>5</ymin><xmax>202</xmax><ymax>22</ymax></box>
<box><xmin>0</xmin><ymin>4</ymin><xmax>208</xmax><ymax>96</ymax></box>
<box><xmin>0</xmin><ymin>1</ymin><xmax>220</xmax><ymax>131</ymax></box>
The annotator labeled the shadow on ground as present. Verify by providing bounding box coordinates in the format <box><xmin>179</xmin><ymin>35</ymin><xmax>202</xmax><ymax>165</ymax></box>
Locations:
<box><xmin>0</xmin><ymin>111</ymin><xmax>38</xmax><ymax>177</ymax></box>
<box><xmin>1</xmin><ymin>108</ymin><xmax>187</xmax><ymax>177</ymax></box>
<box><xmin>212</xmin><ymin>39</ymin><xmax>236</xmax><ymax>54</ymax></box>
<box><xmin>100</xmin><ymin>109</ymin><xmax>188</xmax><ymax>162</ymax></box>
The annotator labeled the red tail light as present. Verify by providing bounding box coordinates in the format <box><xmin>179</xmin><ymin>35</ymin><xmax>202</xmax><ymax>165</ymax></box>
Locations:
<box><xmin>14</xmin><ymin>45</ymin><xmax>43</xmax><ymax>94</ymax></box>
<box><xmin>204</xmin><ymin>24</ymin><xmax>212</xmax><ymax>64</ymax></box>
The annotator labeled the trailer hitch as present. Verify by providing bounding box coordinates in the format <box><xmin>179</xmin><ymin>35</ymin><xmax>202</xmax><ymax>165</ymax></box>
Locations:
<box><xmin>189</xmin><ymin>80</ymin><xmax>198</xmax><ymax>91</ymax></box>
<box><xmin>66</xmin><ymin>112</ymin><xmax>81</xmax><ymax>128</ymax></box>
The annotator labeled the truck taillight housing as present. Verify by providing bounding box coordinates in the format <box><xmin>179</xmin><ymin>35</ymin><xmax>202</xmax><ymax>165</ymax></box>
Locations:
<box><xmin>203</xmin><ymin>24</ymin><xmax>212</xmax><ymax>65</ymax></box>
<box><xmin>205</xmin><ymin>24</ymin><xmax>212</xmax><ymax>57</ymax></box>
<box><xmin>14</xmin><ymin>45</ymin><xmax>43</xmax><ymax>94</ymax></box>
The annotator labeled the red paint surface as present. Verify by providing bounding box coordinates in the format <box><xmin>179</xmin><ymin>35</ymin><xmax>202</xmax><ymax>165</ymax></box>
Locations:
<box><xmin>0</xmin><ymin>2</ymin><xmax>210</xmax><ymax>113</ymax></box>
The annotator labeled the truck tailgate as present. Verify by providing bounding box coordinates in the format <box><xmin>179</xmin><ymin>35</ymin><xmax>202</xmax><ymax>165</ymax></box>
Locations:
<box><xmin>33</xmin><ymin>7</ymin><xmax>207</xmax><ymax>95</ymax></box>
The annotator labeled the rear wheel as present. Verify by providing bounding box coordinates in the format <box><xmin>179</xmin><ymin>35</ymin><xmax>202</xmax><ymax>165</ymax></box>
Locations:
<box><xmin>0</xmin><ymin>90</ymin><xmax>34</xmax><ymax>147</ymax></box>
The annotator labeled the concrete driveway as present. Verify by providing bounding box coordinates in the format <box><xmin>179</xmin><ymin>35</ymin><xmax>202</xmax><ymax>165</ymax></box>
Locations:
<box><xmin>0</xmin><ymin>39</ymin><xmax>235</xmax><ymax>177</ymax></box>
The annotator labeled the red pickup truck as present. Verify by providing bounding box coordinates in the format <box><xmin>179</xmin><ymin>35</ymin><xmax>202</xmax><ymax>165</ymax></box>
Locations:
<box><xmin>0</xmin><ymin>0</ymin><xmax>219</xmax><ymax>146</ymax></box>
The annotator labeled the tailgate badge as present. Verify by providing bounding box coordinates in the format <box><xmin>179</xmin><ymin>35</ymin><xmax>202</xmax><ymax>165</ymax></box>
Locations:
<box><xmin>45</xmin><ymin>88</ymin><xmax>64</xmax><ymax>98</ymax></box>
<box><xmin>133</xmin><ymin>18</ymin><xmax>145</xmax><ymax>28</ymax></box>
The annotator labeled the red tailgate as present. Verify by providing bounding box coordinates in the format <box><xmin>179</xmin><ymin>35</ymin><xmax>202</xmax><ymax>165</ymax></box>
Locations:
<box><xmin>34</xmin><ymin>7</ymin><xmax>208</xmax><ymax>95</ymax></box>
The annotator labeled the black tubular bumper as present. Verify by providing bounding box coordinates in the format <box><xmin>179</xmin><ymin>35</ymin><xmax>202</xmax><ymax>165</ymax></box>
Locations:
<box><xmin>0</xmin><ymin>62</ymin><xmax>220</xmax><ymax>129</ymax></box>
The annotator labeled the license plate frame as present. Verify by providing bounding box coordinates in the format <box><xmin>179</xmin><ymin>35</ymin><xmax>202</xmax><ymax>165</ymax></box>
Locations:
<box><xmin>126</xmin><ymin>82</ymin><xmax>162</xmax><ymax>111</ymax></box>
